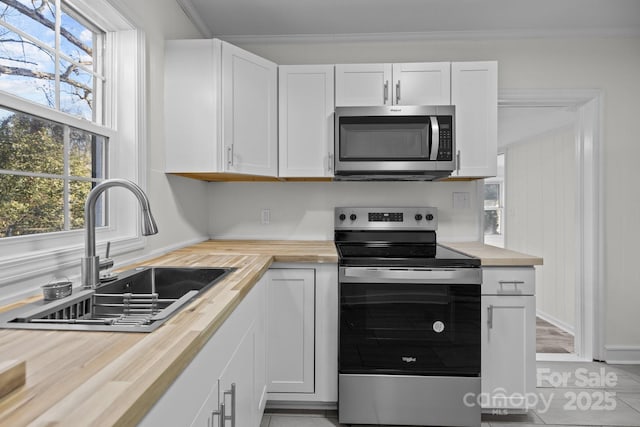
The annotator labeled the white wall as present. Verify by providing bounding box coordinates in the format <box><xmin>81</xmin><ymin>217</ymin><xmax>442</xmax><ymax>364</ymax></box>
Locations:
<box><xmin>225</xmin><ymin>35</ymin><xmax>640</xmax><ymax>356</ymax></box>
<box><xmin>113</xmin><ymin>0</ymin><xmax>210</xmax><ymax>260</ymax></box>
<box><xmin>505</xmin><ymin>125</ymin><xmax>577</xmax><ymax>334</ymax></box>
<box><xmin>208</xmin><ymin>181</ymin><xmax>481</xmax><ymax>241</ymax></box>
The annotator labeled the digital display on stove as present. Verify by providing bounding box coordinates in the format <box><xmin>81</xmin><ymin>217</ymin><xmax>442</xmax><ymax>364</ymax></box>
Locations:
<box><xmin>368</xmin><ymin>212</ymin><xmax>403</xmax><ymax>222</ymax></box>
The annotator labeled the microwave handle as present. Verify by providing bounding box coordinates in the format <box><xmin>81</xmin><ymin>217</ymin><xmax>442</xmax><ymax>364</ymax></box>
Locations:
<box><xmin>429</xmin><ymin>116</ymin><xmax>440</xmax><ymax>161</ymax></box>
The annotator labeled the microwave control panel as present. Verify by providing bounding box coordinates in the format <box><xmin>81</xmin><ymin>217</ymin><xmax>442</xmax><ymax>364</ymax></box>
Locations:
<box><xmin>436</xmin><ymin>116</ymin><xmax>453</xmax><ymax>161</ymax></box>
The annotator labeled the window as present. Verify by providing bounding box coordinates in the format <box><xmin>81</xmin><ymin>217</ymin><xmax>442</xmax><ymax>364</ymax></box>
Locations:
<box><xmin>0</xmin><ymin>0</ymin><xmax>109</xmax><ymax>238</ymax></box>
<box><xmin>0</xmin><ymin>0</ymin><xmax>145</xmax><ymax>294</ymax></box>
<box><xmin>484</xmin><ymin>153</ymin><xmax>504</xmax><ymax>247</ymax></box>
<box><xmin>0</xmin><ymin>106</ymin><xmax>106</xmax><ymax>237</ymax></box>
<box><xmin>0</xmin><ymin>0</ymin><xmax>105</xmax><ymax>121</ymax></box>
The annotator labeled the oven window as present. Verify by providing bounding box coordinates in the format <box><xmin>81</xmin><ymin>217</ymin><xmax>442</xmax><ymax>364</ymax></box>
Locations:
<box><xmin>339</xmin><ymin>116</ymin><xmax>431</xmax><ymax>160</ymax></box>
<box><xmin>339</xmin><ymin>283</ymin><xmax>480</xmax><ymax>376</ymax></box>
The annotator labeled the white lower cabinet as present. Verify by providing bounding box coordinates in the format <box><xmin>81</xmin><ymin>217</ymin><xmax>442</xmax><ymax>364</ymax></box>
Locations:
<box><xmin>266</xmin><ymin>263</ymin><xmax>338</xmax><ymax>405</ymax></box>
<box><xmin>140</xmin><ymin>263</ymin><xmax>338</xmax><ymax>425</ymax></box>
<box><xmin>265</xmin><ymin>268</ymin><xmax>315</xmax><ymax>393</ymax></box>
<box><xmin>139</xmin><ymin>276</ymin><xmax>267</xmax><ymax>427</ymax></box>
<box><xmin>481</xmin><ymin>267</ymin><xmax>536</xmax><ymax>413</ymax></box>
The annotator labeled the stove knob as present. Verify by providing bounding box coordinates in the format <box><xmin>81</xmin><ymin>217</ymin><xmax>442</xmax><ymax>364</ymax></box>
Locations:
<box><xmin>415</xmin><ymin>214</ymin><xmax>423</xmax><ymax>221</ymax></box>
<box><xmin>350</xmin><ymin>214</ymin><xmax>357</xmax><ymax>221</ymax></box>
<box><xmin>426</xmin><ymin>214</ymin><xmax>434</xmax><ymax>221</ymax></box>
<box><xmin>339</xmin><ymin>213</ymin><xmax>346</xmax><ymax>221</ymax></box>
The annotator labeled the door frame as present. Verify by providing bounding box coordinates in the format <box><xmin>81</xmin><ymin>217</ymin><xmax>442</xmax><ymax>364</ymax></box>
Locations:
<box><xmin>496</xmin><ymin>89</ymin><xmax>603</xmax><ymax>361</ymax></box>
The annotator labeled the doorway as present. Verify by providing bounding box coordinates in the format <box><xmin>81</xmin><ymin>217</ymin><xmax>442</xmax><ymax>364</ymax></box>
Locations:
<box><xmin>486</xmin><ymin>90</ymin><xmax>602</xmax><ymax>362</ymax></box>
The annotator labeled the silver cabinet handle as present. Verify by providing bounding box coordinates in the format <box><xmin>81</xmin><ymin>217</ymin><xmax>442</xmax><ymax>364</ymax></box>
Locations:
<box><xmin>227</xmin><ymin>145</ymin><xmax>234</xmax><ymax>168</ymax></box>
<box><xmin>383</xmin><ymin>80</ymin><xmax>389</xmax><ymax>103</ymax></box>
<box><xmin>395</xmin><ymin>80</ymin><xmax>401</xmax><ymax>104</ymax></box>
<box><xmin>487</xmin><ymin>304</ymin><xmax>494</xmax><ymax>329</ymax></box>
<box><xmin>456</xmin><ymin>150</ymin><xmax>461</xmax><ymax>174</ymax></box>
<box><xmin>222</xmin><ymin>383</ymin><xmax>236</xmax><ymax>427</ymax></box>
<box><xmin>328</xmin><ymin>152</ymin><xmax>334</xmax><ymax>172</ymax></box>
<box><xmin>498</xmin><ymin>280</ymin><xmax>525</xmax><ymax>295</ymax></box>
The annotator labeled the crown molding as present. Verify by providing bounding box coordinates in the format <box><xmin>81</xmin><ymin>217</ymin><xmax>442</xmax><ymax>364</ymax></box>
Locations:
<box><xmin>176</xmin><ymin>0</ymin><xmax>213</xmax><ymax>38</ymax></box>
<box><xmin>215</xmin><ymin>27</ymin><xmax>640</xmax><ymax>45</ymax></box>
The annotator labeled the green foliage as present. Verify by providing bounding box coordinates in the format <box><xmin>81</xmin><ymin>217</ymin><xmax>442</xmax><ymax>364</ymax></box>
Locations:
<box><xmin>0</xmin><ymin>112</ymin><xmax>94</xmax><ymax>237</ymax></box>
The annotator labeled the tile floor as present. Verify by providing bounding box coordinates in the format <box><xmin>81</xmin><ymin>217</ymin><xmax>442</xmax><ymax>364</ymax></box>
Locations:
<box><xmin>261</xmin><ymin>361</ymin><xmax>640</xmax><ymax>427</ymax></box>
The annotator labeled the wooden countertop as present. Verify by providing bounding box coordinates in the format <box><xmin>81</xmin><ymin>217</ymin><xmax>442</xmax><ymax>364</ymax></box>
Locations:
<box><xmin>442</xmin><ymin>241</ymin><xmax>543</xmax><ymax>266</ymax></box>
<box><xmin>0</xmin><ymin>240</ymin><xmax>337</xmax><ymax>427</ymax></box>
<box><xmin>171</xmin><ymin>240</ymin><xmax>339</xmax><ymax>263</ymax></box>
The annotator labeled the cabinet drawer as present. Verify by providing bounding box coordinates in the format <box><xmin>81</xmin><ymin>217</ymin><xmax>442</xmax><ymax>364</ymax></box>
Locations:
<box><xmin>482</xmin><ymin>267</ymin><xmax>535</xmax><ymax>295</ymax></box>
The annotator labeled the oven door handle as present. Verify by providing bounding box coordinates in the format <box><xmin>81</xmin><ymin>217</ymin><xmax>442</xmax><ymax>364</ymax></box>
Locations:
<box><xmin>341</xmin><ymin>267</ymin><xmax>481</xmax><ymax>284</ymax></box>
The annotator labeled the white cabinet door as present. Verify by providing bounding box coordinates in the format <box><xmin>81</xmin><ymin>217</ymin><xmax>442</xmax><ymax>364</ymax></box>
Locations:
<box><xmin>279</xmin><ymin>65</ymin><xmax>335</xmax><ymax>177</ymax></box>
<box><xmin>392</xmin><ymin>62</ymin><xmax>451</xmax><ymax>105</ymax></box>
<box><xmin>164</xmin><ymin>39</ymin><xmax>222</xmax><ymax>173</ymax></box>
<box><xmin>451</xmin><ymin>61</ymin><xmax>498</xmax><ymax>178</ymax></box>
<box><xmin>481</xmin><ymin>294</ymin><xmax>536</xmax><ymax>411</ymax></box>
<box><xmin>335</xmin><ymin>63</ymin><xmax>392</xmax><ymax>106</ymax></box>
<box><xmin>266</xmin><ymin>269</ymin><xmax>315</xmax><ymax>393</ymax></box>
<box><xmin>219</xmin><ymin>319</ymin><xmax>259</xmax><ymax>427</ymax></box>
<box><xmin>221</xmin><ymin>42</ymin><xmax>278</xmax><ymax>176</ymax></box>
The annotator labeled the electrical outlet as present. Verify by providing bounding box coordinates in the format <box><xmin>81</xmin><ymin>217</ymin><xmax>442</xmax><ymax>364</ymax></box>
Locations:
<box><xmin>261</xmin><ymin>209</ymin><xmax>270</xmax><ymax>225</ymax></box>
<box><xmin>452</xmin><ymin>192</ymin><xmax>470</xmax><ymax>210</ymax></box>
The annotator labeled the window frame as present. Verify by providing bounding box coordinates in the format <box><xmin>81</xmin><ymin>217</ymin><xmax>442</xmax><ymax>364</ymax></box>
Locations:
<box><xmin>0</xmin><ymin>0</ymin><xmax>147</xmax><ymax>294</ymax></box>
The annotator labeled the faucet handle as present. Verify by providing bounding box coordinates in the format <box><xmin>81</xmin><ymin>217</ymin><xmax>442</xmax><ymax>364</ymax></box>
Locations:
<box><xmin>99</xmin><ymin>241</ymin><xmax>114</xmax><ymax>271</ymax></box>
<box><xmin>99</xmin><ymin>241</ymin><xmax>117</xmax><ymax>282</ymax></box>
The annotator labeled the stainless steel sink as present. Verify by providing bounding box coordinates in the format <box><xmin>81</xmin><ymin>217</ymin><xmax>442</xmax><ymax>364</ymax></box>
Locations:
<box><xmin>0</xmin><ymin>267</ymin><xmax>234</xmax><ymax>332</ymax></box>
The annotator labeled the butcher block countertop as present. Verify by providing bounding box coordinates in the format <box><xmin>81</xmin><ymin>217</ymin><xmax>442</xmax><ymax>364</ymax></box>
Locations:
<box><xmin>0</xmin><ymin>240</ymin><xmax>337</xmax><ymax>427</ymax></box>
<box><xmin>443</xmin><ymin>241</ymin><xmax>543</xmax><ymax>266</ymax></box>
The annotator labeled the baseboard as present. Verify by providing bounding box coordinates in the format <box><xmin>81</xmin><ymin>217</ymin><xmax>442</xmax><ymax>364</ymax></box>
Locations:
<box><xmin>603</xmin><ymin>345</ymin><xmax>640</xmax><ymax>364</ymax></box>
<box><xmin>536</xmin><ymin>310</ymin><xmax>575</xmax><ymax>336</ymax></box>
<box><xmin>265</xmin><ymin>400</ymin><xmax>337</xmax><ymax>411</ymax></box>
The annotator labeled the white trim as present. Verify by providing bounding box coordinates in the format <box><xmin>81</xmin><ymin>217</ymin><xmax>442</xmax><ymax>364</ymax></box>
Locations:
<box><xmin>68</xmin><ymin>0</ymin><xmax>135</xmax><ymax>31</ymax></box>
<box><xmin>175</xmin><ymin>0</ymin><xmax>212</xmax><ymax>38</ymax></box>
<box><xmin>603</xmin><ymin>346</ymin><xmax>640</xmax><ymax>365</ymax></box>
<box><xmin>215</xmin><ymin>28</ymin><xmax>640</xmax><ymax>45</ymax></box>
<box><xmin>0</xmin><ymin>92</ymin><xmax>116</xmax><ymax>138</ymax></box>
<box><xmin>498</xmin><ymin>89</ymin><xmax>604</xmax><ymax>362</ymax></box>
<box><xmin>536</xmin><ymin>310</ymin><xmax>575</xmax><ymax>336</ymax></box>
<box><xmin>536</xmin><ymin>353</ymin><xmax>588</xmax><ymax>362</ymax></box>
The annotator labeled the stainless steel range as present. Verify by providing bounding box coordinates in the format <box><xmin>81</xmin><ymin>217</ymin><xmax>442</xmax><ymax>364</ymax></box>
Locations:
<box><xmin>335</xmin><ymin>207</ymin><xmax>481</xmax><ymax>427</ymax></box>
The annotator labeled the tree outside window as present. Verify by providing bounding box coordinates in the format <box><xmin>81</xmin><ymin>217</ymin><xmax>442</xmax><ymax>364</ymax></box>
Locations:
<box><xmin>0</xmin><ymin>0</ymin><xmax>108</xmax><ymax>238</ymax></box>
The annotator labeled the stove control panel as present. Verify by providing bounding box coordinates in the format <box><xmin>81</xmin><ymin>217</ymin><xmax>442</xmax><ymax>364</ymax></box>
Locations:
<box><xmin>335</xmin><ymin>207</ymin><xmax>438</xmax><ymax>230</ymax></box>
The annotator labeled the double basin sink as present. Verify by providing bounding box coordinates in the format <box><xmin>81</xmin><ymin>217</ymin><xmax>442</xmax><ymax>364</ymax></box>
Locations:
<box><xmin>0</xmin><ymin>267</ymin><xmax>234</xmax><ymax>332</ymax></box>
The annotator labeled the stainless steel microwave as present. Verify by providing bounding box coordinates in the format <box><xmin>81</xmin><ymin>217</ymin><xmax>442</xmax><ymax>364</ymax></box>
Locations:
<box><xmin>334</xmin><ymin>105</ymin><xmax>455</xmax><ymax>181</ymax></box>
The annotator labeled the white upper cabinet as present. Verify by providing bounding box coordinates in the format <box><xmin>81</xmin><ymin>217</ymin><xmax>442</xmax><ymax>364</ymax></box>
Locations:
<box><xmin>164</xmin><ymin>39</ymin><xmax>277</xmax><ymax>177</ymax></box>
<box><xmin>450</xmin><ymin>61</ymin><xmax>498</xmax><ymax>178</ymax></box>
<box><xmin>279</xmin><ymin>65</ymin><xmax>335</xmax><ymax>178</ymax></box>
<box><xmin>165</xmin><ymin>39</ymin><xmax>222</xmax><ymax>173</ymax></box>
<box><xmin>335</xmin><ymin>63</ymin><xmax>392</xmax><ymax>106</ymax></box>
<box><xmin>335</xmin><ymin>62</ymin><xmax>450</xmax><ymax>106</ymax></box>
<box><xmin>222</xmin><ymin>43</ymin><xmax>278</xmax><ymax>176</ymax></box>
<box><xmin>391</xmin><ymin>62</ymin><xmax>451</xmax><ymax>105</ymax></box>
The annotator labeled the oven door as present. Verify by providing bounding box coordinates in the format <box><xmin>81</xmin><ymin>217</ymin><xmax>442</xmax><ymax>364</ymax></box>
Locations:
<box><xmin>339</xmin><ymin>267</ymin><xmax>481</xmax><ymax>377</ymax></box>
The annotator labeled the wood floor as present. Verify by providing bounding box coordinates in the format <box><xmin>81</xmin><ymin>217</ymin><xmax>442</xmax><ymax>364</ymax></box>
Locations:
<box><xmin>536</xmin><ymin>316</ymin><xmax>575</xmax><ymax>353</ymax></box>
